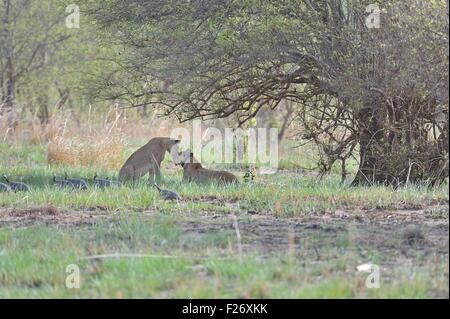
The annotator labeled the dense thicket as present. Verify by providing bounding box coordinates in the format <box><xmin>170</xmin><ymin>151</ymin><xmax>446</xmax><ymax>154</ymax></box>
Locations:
<box><xmin>88</xmin><ymin>0</ymin><xmax>449</xmax><ymax>186</ymax></box>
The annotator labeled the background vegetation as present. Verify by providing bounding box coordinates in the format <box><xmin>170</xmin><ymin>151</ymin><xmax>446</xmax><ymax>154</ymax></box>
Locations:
<box><xmin>0</xmin><ymin>0</ymin><xmax>448</xmax><ymax>298</ymax></box>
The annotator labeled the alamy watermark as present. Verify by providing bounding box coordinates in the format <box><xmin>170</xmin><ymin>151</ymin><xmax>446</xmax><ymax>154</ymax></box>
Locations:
<box><xmin>365</xmin><ymin>4</ymin><xmax>381</xmax><ymax>29</ymax></box>
<box><xmin>168</xmin><ymin>120</ymin><xmax>279</xmax><ymax>173</ymax></box>
<box><xmin>65</xmin><ymin>4</ymin><xmax>80</xmax><ymax>29</ymax></box>
<box><xmin>65</xmin><ymin>264</ymin><xmax>80</xmax><ymax>289</ymax></box>
<box><xmin>357</xmin><ymin>263</ymin><xmax>380</xmax><ymax>289</ymax></box>
<box><xmin>64</xmin><ymin>3</ymin><xmax>381</xmax><ymax>30</ymax></box>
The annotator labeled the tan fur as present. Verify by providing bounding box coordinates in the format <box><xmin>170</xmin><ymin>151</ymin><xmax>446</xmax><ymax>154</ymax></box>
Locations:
<box><xmin>119</xmin><ymin>137</ymin><xmax>180</xmax><ymax>182</ymax></box>
<box><xmin>178</xmin><ymin>151</ymin><xmax>238</xmax><ymax>184</ymax></box>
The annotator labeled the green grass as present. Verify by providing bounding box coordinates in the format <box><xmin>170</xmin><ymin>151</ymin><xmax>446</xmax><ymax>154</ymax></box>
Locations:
<box><xmin>0</xmin><ymin>143</ymin><xmax>446</xmax><ymax>214</ymax></box>
<box><xmin>0</xmin><ymin>214</ymin><xmax>447</xmax><ymax>298</ymax></box>
<box><xmin>0</xmin><ymin>142</ymin><xmax>448</xmax><ymax>298</ymax></box>
<box><xmin>0</xmin><ymin>170</ymin><xmax>446</xmax><ymax>215</ymax></box>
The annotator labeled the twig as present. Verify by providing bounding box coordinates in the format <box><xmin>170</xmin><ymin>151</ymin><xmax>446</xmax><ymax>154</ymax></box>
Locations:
<box><xmin>3</xmin><ymin>127</ymin><xmax>11</xmax><ymax>141</ymax></box>
<box><xmin>313</xmin><ymin>246</ymin><xmax>321</xmax><ymax>261</ymax></box>
<box><xmin>287</xmin><ymin>229</ymin><xmax>296</xmax><ymax>257</ymax></box>
<box><xmin>405</xmin><ymin>160</ymin><xmax>421</xmax><ymax>186</ymax></box>
<box><xmin>231</xmin><ymin>214</ymin><xmax>243</xmax><ymax>258</ymax></box>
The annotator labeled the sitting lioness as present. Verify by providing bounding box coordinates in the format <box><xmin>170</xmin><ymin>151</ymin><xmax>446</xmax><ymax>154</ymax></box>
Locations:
<box><xmin>177</xmin><ymin>151</ymin><xmax>238</xmax><ymax>184</ymax></box>
<box><xmin>119</xmin><ymin>137</ymin><xmax>180</xmax><ymax>182</ymax></box>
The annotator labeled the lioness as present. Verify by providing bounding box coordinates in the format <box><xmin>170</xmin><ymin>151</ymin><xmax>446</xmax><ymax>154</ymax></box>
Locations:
<box><xmin>119</xmin><ymin>137</ymin><xmax>180</xmax><ymax>182</ymax></box>
<box><xmin>177</xmin><ymin>151</ymin><xmax>238</xmax><ymax>184</ymax></box>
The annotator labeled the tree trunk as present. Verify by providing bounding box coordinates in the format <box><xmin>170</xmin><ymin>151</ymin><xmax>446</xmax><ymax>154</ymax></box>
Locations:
<box><xmin>1</xmin><ymin>0</ymin><xmax>17</xmax><ymax>129</ymax></box>
<box><xmin>3</xmin><ymin>55</ymin><xmax>17</xmax><ymax>129</ymax></box>
<box><xmin>4</xmin><ymin>57</ymin><xmax>15</xmax><ymax>110</ymax></box>
<box><xmin>351</xmin><ymin>101</ymin><xmax>449</xmax><ymax>187</ymax></box>
<box><xmin>278</xmin><ymin>100</ymin><xmax>294</xmax><ymax>143</ymax></box>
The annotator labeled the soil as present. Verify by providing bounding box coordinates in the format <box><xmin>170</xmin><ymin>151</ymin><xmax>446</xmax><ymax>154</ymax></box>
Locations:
<box><xmin>1</xmin><ymin>203</ymin><xmax>447</xmax><ymax>262</ymax></box>
<box><xmin>180</xmin><ymin>205</ymin><xmax>449</xmax><ymax>258</ymax></box>
<box><xmin>0</xmin><ymin>205</ymin><xmax>113</xmax><ymax>229</ymax></box>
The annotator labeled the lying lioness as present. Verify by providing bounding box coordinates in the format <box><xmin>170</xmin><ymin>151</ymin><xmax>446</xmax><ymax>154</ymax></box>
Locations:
<box><xmin>119</xmin><ymin>137</ymin><xmax>180</xmax><ymax>182</ymax></box>
<box><xmin>176</xmin><ymin>151</ymin><xmax>238</xmax><ymax>184</ymax></box>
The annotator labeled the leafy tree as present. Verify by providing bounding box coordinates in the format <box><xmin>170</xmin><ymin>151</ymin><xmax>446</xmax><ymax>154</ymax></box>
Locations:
<box><xmin>88</xmin><ymin>0</ymin><xmax>449</xmax><ymax>186</ymax></box>
<box><xmin>0</xmin><ymin>0</ymin><xmax>114</xmax><ymax>125</ymax></box>
<box><xmin>0</xmin><ymin>0</ymin><xmax>72</xmax><ymax>123</ymax></box>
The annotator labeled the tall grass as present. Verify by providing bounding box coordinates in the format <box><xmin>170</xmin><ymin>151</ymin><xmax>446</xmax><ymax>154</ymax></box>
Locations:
<box><xmin>1</xmin><ymin>105</ymin><xmax>187</xmax><ymax>170</ymax></box>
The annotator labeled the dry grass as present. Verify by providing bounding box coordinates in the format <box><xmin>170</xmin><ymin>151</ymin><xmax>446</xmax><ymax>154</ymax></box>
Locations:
<box><xmin>46</xmin><ymin>110</ymin><xmax>126</xmax><ymax>169</ymax></box>
<box><xmin>29</xmin><ymin>117</ymin><xmax>64</xmax><ymax>145</ymax></box>
<box><xmin>1</xmin><ymin>105</ymin><xmax>186</xmax><ymax>169</ymax></box>
<box><xmin>1</xmin><ymin>104</ymin><xmax>177</xmax><ymax>142</ymax></box>
<box><xmin>1</xmin><ymin>104</ymin><xmax>208</xmax><ymax>170</ymax></box>
<box><xmin>47</xmin><ymin>134</ymin><xmax>125</xmax><ymax>169</ymax></box>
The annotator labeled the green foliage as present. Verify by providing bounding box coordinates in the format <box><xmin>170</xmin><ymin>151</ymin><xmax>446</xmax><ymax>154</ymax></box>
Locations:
<box><xmin>83</xmin><ymin>0</ymin><xmax>449</xmax><ymax>185</ymax></box>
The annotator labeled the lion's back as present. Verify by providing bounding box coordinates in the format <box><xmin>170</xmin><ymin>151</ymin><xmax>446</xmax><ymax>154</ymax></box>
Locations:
<box><xmin>190</xmin><ymin>168</ymin><xmax>238</xmax><ymax>184</ymax></box>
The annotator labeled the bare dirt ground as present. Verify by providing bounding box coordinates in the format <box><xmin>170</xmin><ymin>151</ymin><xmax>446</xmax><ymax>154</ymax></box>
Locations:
<box><xmin>0</xmin><ymin>205</ymin><xmax>112</xmax><ymax>229</ymax></box>
<box><xmin>1</xmin><ymin>203</ymin><xmax>448</xmax><ymax>260</ymax></box>
<box><xmin>181</xmin><ymin>205</ymin><xmax>449</xmax><ymax>257</ymax></box>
